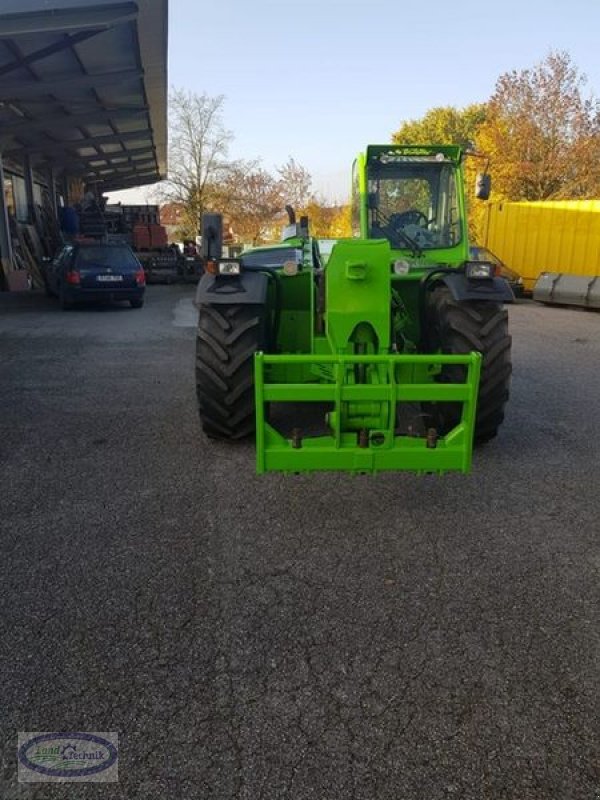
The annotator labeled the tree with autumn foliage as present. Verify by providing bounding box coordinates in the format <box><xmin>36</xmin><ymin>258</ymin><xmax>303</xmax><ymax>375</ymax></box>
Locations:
<box><xmin>301</xmin><ymin>198</ymin><xmax>351</xmax><ymax>238</ymax></box>
<box><xmin>391</xmin><ymin>52</ymin><xmax>600</xmax><ymax>241</ymax></box>
<box><xmin>475</xmin><ymin>50</ymin><xmax>600</xmax><ymax>201</ymax></box>
<box><xmin>215</xmin><ymin>165</ymin><xmax>282</xmax><ymax>245</ymax></box>
<box><xmin>214</xmin><ymin>158</ymin><xmax>314</xmax><ymax>245</ymax></box>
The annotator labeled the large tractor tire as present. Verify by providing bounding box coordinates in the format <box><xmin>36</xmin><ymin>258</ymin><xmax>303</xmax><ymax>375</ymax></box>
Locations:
<box><xmin>424</xmin><ymin>286</ymin><xmax>512</xmax><ymax>444</ymax></box>
<box><xmin>195</xmin><ymin>304</ymin><xmax>265</xmax><ymax>440</ymax></box>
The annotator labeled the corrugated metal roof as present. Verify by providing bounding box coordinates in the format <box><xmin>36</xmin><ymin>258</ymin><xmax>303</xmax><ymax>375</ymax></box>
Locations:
<box><xmin>0</xmin><ymin>0</ymin><xmax>167</xmax><ymax>192</ymax></box>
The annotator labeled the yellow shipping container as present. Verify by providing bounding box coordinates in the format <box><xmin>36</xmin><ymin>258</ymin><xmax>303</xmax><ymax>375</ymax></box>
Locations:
<box><xmin>483</xmin><ymin>200</ymin><xmax>600</xmax><ymax>292</ymax></box>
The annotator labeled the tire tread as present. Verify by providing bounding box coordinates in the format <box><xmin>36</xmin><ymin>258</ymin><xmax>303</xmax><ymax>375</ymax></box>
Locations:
<box><xmin>195</xmin><ymin>304</ymin><xmax>264</xmax><ymax>440</ymax></box>
<box><xmin>426</xmin><ymin>288</ymin><xmax>512</xmax><ymax>444</ymax></box>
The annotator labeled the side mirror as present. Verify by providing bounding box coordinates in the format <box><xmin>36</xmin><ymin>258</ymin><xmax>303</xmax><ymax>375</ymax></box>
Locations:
<box><xmin>475</xmin><ymin>173</ymin><xmax>491</xmax><ymax>200</ymax></box>
<box><xmin>299</xmin><ymin>215</ymin><xmax>309</xmax><ymax>238</ymax></box>
<box><xmin>201</xmin><ymin>213</ymin><xmax>223</xmax><ymax>260</ymax></box>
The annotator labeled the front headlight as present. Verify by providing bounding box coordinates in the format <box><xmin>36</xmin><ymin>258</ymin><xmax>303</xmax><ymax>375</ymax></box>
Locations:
<box><xmin>465</xmin><ymin>261</ymin><xmax>495</xmax><ymax>280</ymax></box>
<box><xmin>218</xmin><ymin>259</ymin><xmax>241</xmax><ymax>276</ymax></box>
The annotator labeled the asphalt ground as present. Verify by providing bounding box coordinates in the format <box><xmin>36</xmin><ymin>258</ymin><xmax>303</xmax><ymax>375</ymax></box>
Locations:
<box><xmin>1</xmin><ymin>286</ymin><xmax>599</xmax><ymax>799</ymax></box>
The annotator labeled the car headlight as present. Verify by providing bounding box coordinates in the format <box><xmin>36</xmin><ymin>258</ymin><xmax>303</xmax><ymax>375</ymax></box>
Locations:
<box><xmin>465</xmin><ymin>261</ymin><xmax>495</xmax><ymax>280</ymax></box>
<box><xmin>218</xmin><ymin>259</ymin><xmax>241</xmax><ymax>276</ymax></box>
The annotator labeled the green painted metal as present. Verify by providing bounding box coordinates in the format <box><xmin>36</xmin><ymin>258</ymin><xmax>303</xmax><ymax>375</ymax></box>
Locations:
<box><xmin>325</xmin><ymin>238</ymin><xmax>391</xmax><ymax>353</ymax></box>
<box><xmin>255</xmin><ymin>352</ymin><xmax>481</xmax><ymax>475</ymax></box>
<box><xmin>360</xmin><ymin>143</ymin><xmax>470</xmax><ymax>267</ymax></box>
<box><xmin>241</xmin><ymin>142</ymin><xmax>485</xmax><ymax>474</ymax></box>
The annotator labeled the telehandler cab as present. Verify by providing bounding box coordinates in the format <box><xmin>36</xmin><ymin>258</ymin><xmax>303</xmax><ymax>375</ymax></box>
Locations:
<box><xmin>194</xmin><ymin>144</ymin><xmax>512</xmax><ymax>474</ymax></box>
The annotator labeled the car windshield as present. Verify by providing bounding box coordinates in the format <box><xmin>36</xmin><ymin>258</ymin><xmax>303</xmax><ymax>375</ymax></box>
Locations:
<box><xmin>367</xmin><ymin>162</ymin><xmax>462</xmax><ymax>251</ymax></box>
<box><xmin>77</xmin><ymin>246</ymin><xmax>139</xmax><ymax>268</ymax></box>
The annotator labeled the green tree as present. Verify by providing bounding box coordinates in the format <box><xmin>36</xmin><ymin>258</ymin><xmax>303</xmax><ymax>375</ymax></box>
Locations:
<box><xmin>392</xmin><ymin>104</ymin><xmax>487</xmax><ymax>149</ymax></box>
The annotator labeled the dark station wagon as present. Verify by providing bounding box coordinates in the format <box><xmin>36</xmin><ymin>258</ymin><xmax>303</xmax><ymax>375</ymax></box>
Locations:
<box><xmin>44</xmin><ymin>242</ymin><xmax>146</xmax><ymax>310</ymax></box>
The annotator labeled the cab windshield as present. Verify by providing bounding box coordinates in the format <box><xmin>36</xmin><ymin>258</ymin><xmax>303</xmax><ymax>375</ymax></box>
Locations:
<box><xmin>367</xmin><ymin>162</ymin><xmax>462</xmax><ymax>251</ymax></box>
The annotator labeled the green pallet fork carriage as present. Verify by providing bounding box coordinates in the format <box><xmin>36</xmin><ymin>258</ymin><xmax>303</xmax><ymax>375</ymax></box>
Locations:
<box><xmin>255</xmin><ymin>352</ymin><xmax>481</xmax><ymax>475</ymax></box>
<box><xmin>195</xmin><ymin>144</ymin><xmax>513</xmax><ymax>475</ymax></box>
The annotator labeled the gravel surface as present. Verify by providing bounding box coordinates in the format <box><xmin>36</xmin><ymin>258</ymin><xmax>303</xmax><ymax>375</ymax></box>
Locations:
<box><xmin>1</xmin><ymin>287</ymin><xmax>599</xmax><ymax>799</ymax></box>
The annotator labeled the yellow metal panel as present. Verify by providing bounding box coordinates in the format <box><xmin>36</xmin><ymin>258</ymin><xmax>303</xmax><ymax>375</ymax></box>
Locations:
<box><xmin>484</xmin><ymin>200</ymin><xmax>600</xmax><ymax>291</ymax></box>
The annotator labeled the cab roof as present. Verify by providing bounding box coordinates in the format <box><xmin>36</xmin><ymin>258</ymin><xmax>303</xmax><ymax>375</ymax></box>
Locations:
<box><xmin>366</xmin><ymin>144</ymin><xmax>463</xmax><ymax>165</ymax></box>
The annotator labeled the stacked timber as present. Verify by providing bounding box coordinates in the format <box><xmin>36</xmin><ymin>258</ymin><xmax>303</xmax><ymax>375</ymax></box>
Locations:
<box><xmin>1</xmin><ymin>205</ymin><xmax>62</xmax><ymax>291</ymax></box>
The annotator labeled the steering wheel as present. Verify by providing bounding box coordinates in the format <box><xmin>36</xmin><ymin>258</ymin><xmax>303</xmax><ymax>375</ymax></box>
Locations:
<box><xmin>394</xmin><ymin>209</ymin><xmax>429</xmax><ymax>227</ymax></box>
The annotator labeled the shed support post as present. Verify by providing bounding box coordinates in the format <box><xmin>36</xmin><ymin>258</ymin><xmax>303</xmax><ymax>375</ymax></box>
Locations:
<box><xmin>0</xmin><ymin>151</ymin><xmax>14</xmax><ymax>282</ymax></box>
<box><xmin>23</xmin><ymin>153</ymin><xmax>40</xmax><ymax>227</ymax></box>
<box><xmin>63</xmin><ymin>174</ymin><xmax>70</xmax><ymax>206</ymax></box>
<box><xmin>47</xmin><ymin>166</ymin><xmax>59</xmax><ymax>219</ymax></box>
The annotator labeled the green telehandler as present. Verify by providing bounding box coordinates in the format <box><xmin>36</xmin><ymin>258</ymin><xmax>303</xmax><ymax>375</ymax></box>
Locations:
<box><xmin>194</xmin><ymin>144</ymin><xmax>513</xmax><ymax>475</ymax></box>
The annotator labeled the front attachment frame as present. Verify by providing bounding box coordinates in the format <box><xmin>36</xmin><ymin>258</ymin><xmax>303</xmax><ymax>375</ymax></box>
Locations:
<box><xmin>255</xmin><ymin>352</ymin><xmax>481</xmax><ymax>475</ymax></box>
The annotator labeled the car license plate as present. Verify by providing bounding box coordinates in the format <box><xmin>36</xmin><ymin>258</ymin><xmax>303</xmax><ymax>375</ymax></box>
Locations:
<box><xmin>97</xmin><ymin>275</ymin><xmax>123</xmax><ymax>282</ymax></box>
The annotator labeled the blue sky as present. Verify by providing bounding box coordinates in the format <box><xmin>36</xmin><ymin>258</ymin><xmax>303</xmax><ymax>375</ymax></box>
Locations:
<box><xmin>112</xmin><ymin>0</ymin><xmax>600</xmax><ymax>203</ymax></box>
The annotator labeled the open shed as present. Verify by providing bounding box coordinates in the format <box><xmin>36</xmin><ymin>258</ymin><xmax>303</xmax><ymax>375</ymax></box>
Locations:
<box><xmin>0</xmin><ymin>0</ymin><xmax>168</xmax><ymax>287</ymax></box>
